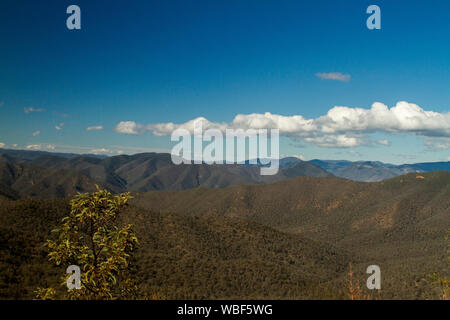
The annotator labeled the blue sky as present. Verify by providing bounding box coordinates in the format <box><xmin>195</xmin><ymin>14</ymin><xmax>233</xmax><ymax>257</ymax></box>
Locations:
<box><xmin>0</xmin><ymin>0</ymin><xmax>449</xmax><ymax>164</ymax></box>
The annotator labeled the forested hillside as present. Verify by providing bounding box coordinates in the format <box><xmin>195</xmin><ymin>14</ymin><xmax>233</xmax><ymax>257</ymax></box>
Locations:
<box><xmin>0</xmin><ymin>150</ymin><xmax>331</xmax><ymax>196</ymax></box>
<box><xmin>0</xmin><ymin>149</ymin><xmax>448</xmax><ymax>299</ymax></box>
<box><xmin>133</xmin><ymin>171</ymin><xmax>450</xmax><ymax>299</ymax></box>
<box><xmin>0</xmin><ymin>198</ymin><xmax>351</xmax><ymax>299</ymax></box>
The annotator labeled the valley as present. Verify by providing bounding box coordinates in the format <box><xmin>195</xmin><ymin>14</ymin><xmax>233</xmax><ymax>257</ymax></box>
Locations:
<box><xmin>0</xmin><ymin>149</ymin><xmax>448</xmax><ymax>299</ymax></box>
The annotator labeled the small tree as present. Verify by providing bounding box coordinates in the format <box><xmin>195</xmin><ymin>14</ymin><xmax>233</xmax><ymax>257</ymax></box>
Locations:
<box><xmin>37</xmin><ymin>187</ymin><xmax>139</xmax><ymax>300</ymax></box>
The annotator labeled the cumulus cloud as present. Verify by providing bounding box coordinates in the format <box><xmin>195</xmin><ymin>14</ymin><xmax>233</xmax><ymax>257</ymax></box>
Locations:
<box><xmin>26</xmin><ymin>144</ymin><xmax>55</xmax><ymax>151</ymax></box>
<box><xmin>90</xmin><ymin>148</ymin><xmax>111</xmax><ymax>154</ymax></box>
<box><xmin>304</xmin><ymin>134</ymin><xmax>363</xmax><ymax>148</ymax></box>
<box><xmin>24</xmin><ymin>107</ymin><xmax>45</xmax><ymax>114</ymax></box>
<box><xmin>26</xmin><ymin>144</ymin><xmax>41</xmax><ymax>150</ymax></box>
<box><xmin>316</xmin><ymin>102</ymin><xmax>450</xmax><ymax>136</ymax></box>
<box><xmin>32</xmin><ymin>130</ymin><xmax>40</xmax><ymax>136</ymax></box>
<box><xmin>86</xmin><ymin>125</ymin><xmax>104</xmax><ymax>131</ymax></box>
<box><xmin>115</xmin><ymin>101</ymin><xmax>450</xmax><ymax>148</ymax></box>
<box><xmin>55</xmin><ymin>123</ymin><xmax>64</xmax><ymax>131</ymax></box>
<box><xmin>315</xmin><ymin>72</ymin><xmax>351</xmax><ymax>82</ymax></box>
<box><xmin>115</xmin><ymin>121</ymin><xmax>144</xmax><ymax>135</ymax></box>
<box><xmin>89</xmin><ymin>148</ymin><xmax>124</xmax><ymax>155</ymax></box>
<box><xmin>0</xmin><ymin>142</ymin><xmax>5</xmax><ymax>148</ymax></box>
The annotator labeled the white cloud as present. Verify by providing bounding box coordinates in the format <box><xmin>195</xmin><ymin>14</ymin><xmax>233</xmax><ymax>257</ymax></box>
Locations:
<box><xmin>24</xmin><ymin>107</ymin><xmax>45</xmax><ymax>114</ymax></box>
<box><xmin>110</xmin><ymin>145</ymin><xmax>170</xmax><ymax>154</ymax></box>
<box><xmin>316</xmin><ymin>102</ymin><xmax>450</xmax><ymax>136</ymax></box>
<box><xmin>424</xmin><ymin>137</ymin><xmax>450</xmax><ymax>150</ymax></box>
<box><xmin>55</xmin><ymin>123</ymin><xmax>64</xmax><ymax>131</ymax></box>
<box><xmin>376</xmin><ymin>139</ymin><xmax>390</xmax><ymax>146</ymax></box>
<box><xmin>115</xmin><ymin>121</ymin><xmax>144</xmax><ymax>135</ymax></box>
<box><xmin>86</xmin><ymin>125</ymin><xmax>104</xmax><ymax>131</ymax></box>
<box><xmin>32</xmin><ymin>130</ymin><xmax>40</xmax><ymax>136</ymax></box>
<box><xmin>304</xmin><ymin>134</ymin><xmax>363</xmax><ymax>148</ymax></box>
<box><xmin>89</xmin><ymin>148</ymin><xmax>126</xmax><ymax>155</ymax></box>
<box><xmin>25</xmin><ymin>144</ymin><xmax>55</xmax><ymax>151</ymax></box>
<box><xmin>26</xmin><ymin>144</ymin><xmax>41</xmax><ymax>150</ymax></box>
<box><xmin>291</xmin><ymin>154</ymin><xmax>306</xmax><ymax>160</ymax></box>
<box><xmin>115</xmin><ymin>102</ymin><xmax>450</xmax><ymax>148</ymax></box>
<box><xmin>90</xmin><ymin>148</ymin><xmax>111</xmax><ymax>154</ymax></box>
<box><xmin>123</xmin><ymin>101</ymin><xmax>450</xmax><ymax>138</ymax></box>
<box><xmin>0</xmin><ymin>142</ymin><xmax>5</xmax><ymax>148</ymax></box>
<box><xmin>315</xmin><ymin>72</ymin><xmax>351</xmax><ymax>82</ymax></box>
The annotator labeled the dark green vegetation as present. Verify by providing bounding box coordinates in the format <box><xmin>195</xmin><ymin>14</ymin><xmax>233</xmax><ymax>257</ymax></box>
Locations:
<box><xmin>0</xmin><ymin>196</ymin><xmax>350</xmax><ymax>299</ymax></box>
<box><xmin>39</xmin><ymin>189</ymin><xmax>139</xmax><ymax>300</ymax></box>
<box><xmin>0</xmin><ymin>155</ymin><xmax>100</xmax><ymax>199</ymax></box>
<box><xmin>133</xmin><ymin>171</ymin><xmax>450</xmax><ymax>299</ymax></box>
<box><xmin>0</xmin><ymin>149</ymin><xmax>448</xmax><ymax>299</ymax></box>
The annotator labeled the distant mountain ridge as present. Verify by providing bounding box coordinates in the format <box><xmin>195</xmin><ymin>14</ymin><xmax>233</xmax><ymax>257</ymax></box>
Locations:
<box><xmin>240</xmin><ymin>156</ymin><xmax>450</xmax><ymax>182</ymax></box>
<box><xmin>0</xmin><ymin>156</ymin><xmax>101</xmax><ymax>199</ymax></box>
<box><xmin>0</xmin><ymin>148</ymin><xmax>107</xmax><ymax>161</ymax></box>
<box><xmin>0</xmin><ymin>149</ymin><xmax>448</xmax><ymax>198</ymax></box>
<box><xmin>310</xmin><ymin>159</ymin><xmax>450</xmax><ymax>181</ymax></box>
<box><xmin>0</xmin><ymin>149</ymin><xmax>331</xmax><ymax>198</ymax></box>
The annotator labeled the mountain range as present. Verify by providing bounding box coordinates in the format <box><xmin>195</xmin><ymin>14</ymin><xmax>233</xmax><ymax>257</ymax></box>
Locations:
<box><xmin>310</xmin><ymin>159</ymin><xmax>450</xmax><ymax>182</ymax></box>
<box><xmin>0</xmin><ymin>148</ymin><xmax>448</xmax><ymax>299</ymax></box>
<box><xmin>246</xmin><ymin>156</ymin><xmax>450</xmax><ymax>181</ymax></box>
<box><xmin>0</xmin><ymin>148</ymin><xmax>448</xmax><ymax>198</ymax></box>
<box><xmin>0</xmin><ymin>149</ymin><xmax>331</xmax><ymax>198</ymax></box>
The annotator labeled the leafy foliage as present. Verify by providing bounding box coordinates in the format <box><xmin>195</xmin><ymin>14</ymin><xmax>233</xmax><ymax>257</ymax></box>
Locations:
<box><xmin>38</xmin><ymin>187</ymin><xmax>138</xmax><ymax>299</ymax></box>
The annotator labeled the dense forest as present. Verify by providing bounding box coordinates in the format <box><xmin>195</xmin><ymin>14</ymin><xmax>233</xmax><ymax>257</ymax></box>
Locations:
<box><xmin>0</xmin><ymin>171</ymin><xmax>448</xmax><ymax>299</ymax></box>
